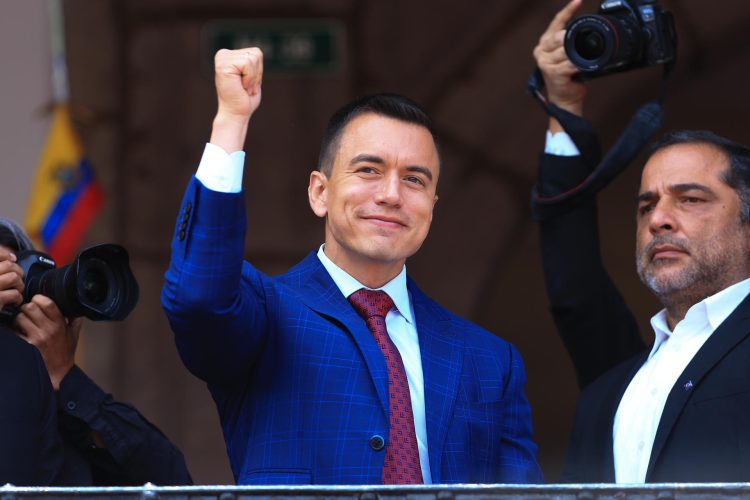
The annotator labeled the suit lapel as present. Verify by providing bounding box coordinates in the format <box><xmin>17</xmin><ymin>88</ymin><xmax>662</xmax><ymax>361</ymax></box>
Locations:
<box><xmin>646</xmin><ymin>296</ymin><xmax>750</xmax><ymax>479</ymax></box>
<box><xmin>293</xmin><ymin>253</ymin><xmax>390</xmax><ymax>417</ymax></box>
<box><xmin>409</xmin><ymin>279</ymin><xmax>462</xmax><ymax>484</ymax></box>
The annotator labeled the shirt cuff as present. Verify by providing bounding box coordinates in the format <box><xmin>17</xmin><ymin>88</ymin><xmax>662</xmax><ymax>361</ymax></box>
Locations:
<box><xmin>544</xmin><ymin>131</ymin><xmax>581</xmax><ymax>157</ymax></box>
<box><xmin>195</xmin><ymin>143</ymin><xmax>246</xmax><ymax>193</ymax></box>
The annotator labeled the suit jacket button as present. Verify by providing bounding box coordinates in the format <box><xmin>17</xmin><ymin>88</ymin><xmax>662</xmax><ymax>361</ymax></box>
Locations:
<box><xmin>179</xmin><ymin>230</ymin><xmax>186</xmax><ymax>241</ymax></box>
<box><xmin>369</xmin><ymin>435</ymin><xmax>385</xmax><ymax>451</ymax></box>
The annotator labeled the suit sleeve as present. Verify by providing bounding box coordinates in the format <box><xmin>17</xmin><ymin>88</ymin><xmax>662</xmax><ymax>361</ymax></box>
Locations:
<box><xmin>534</xmin><ymin>130</ymin><xmax>645</xmax><ymax>389</ymax></box>
<box><xmin>162</xmin><ymin>176</ymin><xmax>269</xmax><ymax>386</ymax></box>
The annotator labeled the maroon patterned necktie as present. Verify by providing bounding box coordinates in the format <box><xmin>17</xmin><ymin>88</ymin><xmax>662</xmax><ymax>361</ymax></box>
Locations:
<box><xmin>348</xmin><ymin>288</ymin><xmax>423</xmax><ymax>484</ymax></box>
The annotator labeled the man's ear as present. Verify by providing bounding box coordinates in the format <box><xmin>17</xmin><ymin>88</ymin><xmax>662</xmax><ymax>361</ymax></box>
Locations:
<box><xmin>428</xmin><ymin>194</ymin><xmax>438</xmax><ymax>224</ymax></box>
<box><xmin>308</xmin><ymin>170</ymin><xmax>328</xmax><ymax>218</ymax></box>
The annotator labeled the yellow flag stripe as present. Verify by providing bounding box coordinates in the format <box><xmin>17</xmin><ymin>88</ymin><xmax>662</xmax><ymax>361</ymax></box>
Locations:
<box><xmin>24</xmin><ymin>105</ymin><xmax>84</xmax><ymax>248</ymax></box>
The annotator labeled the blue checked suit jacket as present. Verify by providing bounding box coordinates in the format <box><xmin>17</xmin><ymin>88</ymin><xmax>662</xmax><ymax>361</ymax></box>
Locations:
<box><xmin>162</xmin><ymin>177</ymin><xmax>542</xmax><ymax>484</ymax></box>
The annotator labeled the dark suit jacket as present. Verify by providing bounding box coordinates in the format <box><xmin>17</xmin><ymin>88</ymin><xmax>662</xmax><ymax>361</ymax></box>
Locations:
<box><xmin>162</xmin><ymin>176</ymin><xmax>542</xmax><ymax>484</ymax></box>
<box><xmin>564</xmin><ymin>302</ymin><xmax>750</xmax><ymax>483</ymax></box>
<box><xmin>536</xmin><ymin>144</ymin><xmax>750</xmax><ymax>482</ymax></box>
<box><xmin>0</xmin><ymin>326</ymin><xmax>62</xmax><ymax>485</ymax></box>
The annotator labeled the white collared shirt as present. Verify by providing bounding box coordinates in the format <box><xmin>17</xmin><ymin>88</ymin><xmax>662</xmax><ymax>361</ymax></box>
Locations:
<box><xmin>613</xmin><ymin>278</ymin><xmax>750</xmax><ymax>483</ymax></box>
<box><xmin>544</xmin><ymin>130</ymin><xmax>581</xmax><ymax>156</ymax></box>
<box><xmin>317</xmin><ymin>246</ymin><xmax>432</xmax><ymax>483</ymax></box>
<box><xmin>194</xmin><ymin>143</ymin><xmax>432</xmax><ymax>483</ymax></box>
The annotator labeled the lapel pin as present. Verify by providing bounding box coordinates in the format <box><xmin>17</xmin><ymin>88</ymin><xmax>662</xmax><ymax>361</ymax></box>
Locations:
<box><xmin>683</xmin><ymin>380</ymin><xmax>694</xmax><ymax>391</ymax></box>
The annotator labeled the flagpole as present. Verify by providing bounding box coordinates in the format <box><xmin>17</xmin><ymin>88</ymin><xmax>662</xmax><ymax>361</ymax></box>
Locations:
<box><xmin>48</xmin><ymin>0</ymin><xmax>69</xmax><ymax>104</ymax></box>
<box><xmin>26</xmin><ymin>0</ymin><xmax>105</xmax><ymax>264</ymax></box>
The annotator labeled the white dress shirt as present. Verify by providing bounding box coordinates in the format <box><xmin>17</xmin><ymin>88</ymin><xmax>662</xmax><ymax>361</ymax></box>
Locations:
<box><xmin>194</xmin><ymin>142</ymin><xmax>432</xmax><ymax>483</ymax></box>
<box><xmin>613</xmin><ymin>278</ymin><xmax>750</xmax><ymax>483</ymax></box>
<box><xmin>544</xmin><ymin>130</ymin><xmax>580</xmax><ymax>156</ymax></box>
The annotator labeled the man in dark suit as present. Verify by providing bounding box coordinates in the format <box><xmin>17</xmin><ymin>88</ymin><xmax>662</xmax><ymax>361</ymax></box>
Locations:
<box><xmin>162</xmin><ymin>47</ymin><xmax>542</xmax><ymax>485</ymax></box>
<box><xmin>533</xmin><ymin>0</ymin><xmax>750</xmax><ymax>483</ymax></box>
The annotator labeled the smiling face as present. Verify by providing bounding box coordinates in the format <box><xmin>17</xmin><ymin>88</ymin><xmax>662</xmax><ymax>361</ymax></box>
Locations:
<box><xmin>635</xmin><ymin>142</ymin><xmax>750</xmax><ymax>307</ymax></box>
<box><xmin>308</xmin><ymin>112</ymin><xmax>439</xmax><ymax>287</ymax></box>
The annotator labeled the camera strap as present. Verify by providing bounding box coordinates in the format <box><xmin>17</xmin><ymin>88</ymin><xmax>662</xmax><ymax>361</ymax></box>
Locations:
<box><xmin>527</xmin><ymin>64</ymin><xmax>672</xmax><ymax>220</ymax></box>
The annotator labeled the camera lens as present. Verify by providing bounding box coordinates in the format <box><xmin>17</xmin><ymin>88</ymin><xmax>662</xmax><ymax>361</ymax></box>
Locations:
<box><xmin>565</xmin><ymin>14</ymin><xmax>642</xmax><ymax>74</ymax></box>
<box><xmin>16</xmin><ymin>244</ymin><xmax>139</xmax><ymax>321</ymax></box>
<box><xmin>80</xmin><ymin>263</ymin><xmax>109</xmax><ymax>305</ymax></box>
<box><xmin>75</xmin><ymin>255</ymin><xmax>122</xmax><ymax>317</ymax></box>
<box><xmin>71</xmin><ymin>245</ymin><xmax>139</xmax><ymax>321</ymax></box>
<box><xmin>574</xmin><ymin>28</ymin><xmax>606</xmax><ymax>61</ymax></box>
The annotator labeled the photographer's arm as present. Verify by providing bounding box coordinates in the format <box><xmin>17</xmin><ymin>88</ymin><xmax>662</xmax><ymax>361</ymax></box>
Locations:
<box><xmin>532</xmin><ymin>2</ymin><xmax>644</xmax><ymax>389</ymax></box>
<box><xmin>162</xmin><ymin>48</ymin><xmax>270</xmax><ymax>386</ymax></box>
<box><xmin>16</xmin><ymin>298</ymin><xmax>191</xmax><ymax>485</ymax></box>
<box><xmin>56</xmin><ymin>366</ymin><xmax>192</xmax><ymax>485</ymax></box>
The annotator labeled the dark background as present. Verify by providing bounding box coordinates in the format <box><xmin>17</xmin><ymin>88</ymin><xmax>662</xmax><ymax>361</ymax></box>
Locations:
<box><xmin>46</xmin><ymin>0</ymin><xmax>750</xmax><ymax>483</ymax></box>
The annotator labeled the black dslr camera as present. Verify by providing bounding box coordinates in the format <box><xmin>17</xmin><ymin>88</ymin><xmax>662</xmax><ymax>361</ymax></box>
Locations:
<box><xmin>564</xmin><ymin>0</ymin><xmax>676</xmax><ymax>78</ymax></box>
<box><xmin>0</xmin><ymin>244</ymin><xmax>139</xmax><ymax>323</ymax></box>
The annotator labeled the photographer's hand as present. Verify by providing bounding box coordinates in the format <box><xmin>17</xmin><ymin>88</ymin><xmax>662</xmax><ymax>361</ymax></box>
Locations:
<box><xmin>533</xmin><ymin>0</ymin><xmax>586</xmax><ymax>132</ymax></box>
<box><xmin>210</xmin><ymin>47</ymin><xmax>264</xmax><ymax>154</ymax></box>
<box><xmin>0</xmin><ymin>248</ymin><xmax>24</xmax><ymax>309</ymax></box>
<box><xmin>15</xmin><ymin>295</ymin><xmax>81</xmax><ymax>390</ymax></box>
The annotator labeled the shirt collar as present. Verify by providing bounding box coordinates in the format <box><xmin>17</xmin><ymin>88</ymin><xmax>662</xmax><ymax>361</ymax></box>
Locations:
<box><xmin>648</xmin><ymin>277</ymin><xmax>750</xmax><ymax>357</ymax></box>
<box><xmin>704</xmin><ymin>277</ymin><xmax>750</xmax><ymax>330</ymax></box>
<box><xmin>648</xmin><ymin>309</ymin><xmax>672</xmax><ymax>358</ymax></box>
<box><xmin>316</xmin><ymin>245</ymin><xmax>414</xmax><ymax>324</ymax></box>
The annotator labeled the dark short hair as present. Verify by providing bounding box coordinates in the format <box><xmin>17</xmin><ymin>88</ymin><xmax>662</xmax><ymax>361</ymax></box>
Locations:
<box><xmin>316</xmin><ymin>93</ymin><xmax>438</xmax><ymax>176</ymax></box>
<box><xmin>0</xmin><ymin>218</ymin><xmax>34</xmax><ymax>253</ymax></box>
<box><xmin>649</xmin><ymin>130</ymin><xmax>750</xmax><ymax>223</ymax></box>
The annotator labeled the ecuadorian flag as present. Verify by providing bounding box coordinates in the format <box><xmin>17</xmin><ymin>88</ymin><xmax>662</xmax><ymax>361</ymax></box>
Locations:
<box><xmin>24</xmin><ymin>105</ymin><xmax>105</xmax><ymax>264</ymax></box>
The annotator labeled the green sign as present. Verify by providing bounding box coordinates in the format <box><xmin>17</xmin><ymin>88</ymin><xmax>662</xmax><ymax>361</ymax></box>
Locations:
<box><xmin>204</xmin><ymin>19</ymin><xmax>343</xmax><ymax>74</ymax></box>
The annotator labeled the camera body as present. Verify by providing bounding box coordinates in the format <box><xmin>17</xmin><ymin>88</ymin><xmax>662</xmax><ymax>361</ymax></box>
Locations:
<box><xmin>0</xmin><ymin>244</ymin><xmax>139</xmax><ymax>324</ymax></box>
<box><xmin>564</xmin><ymin>0</ymin><xmax>676</xmax><ymax>78</ymax></box>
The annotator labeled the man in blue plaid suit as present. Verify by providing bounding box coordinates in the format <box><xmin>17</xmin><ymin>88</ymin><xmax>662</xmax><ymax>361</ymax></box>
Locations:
<box><xmin>162</xmin><ymin>47</ymin><xmax>542</xmax><ymax>484</ymax></box>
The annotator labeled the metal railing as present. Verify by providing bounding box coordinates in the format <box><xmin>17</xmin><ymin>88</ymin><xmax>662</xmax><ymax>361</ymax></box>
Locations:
<box><xmin>3</xmin><ymin>483</ymin><xmax>750</xmax><ymax>499</ymax></box>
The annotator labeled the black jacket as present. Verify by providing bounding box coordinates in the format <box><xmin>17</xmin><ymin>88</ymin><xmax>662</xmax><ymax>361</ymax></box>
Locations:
<box><xmin>0</xmin><ymin>326</ymin><xmax>62</xmax><ymax>485</ymax></box>
<box><xmin>54</xmin><ymin>365</ymin><xmax>192</xmax><ymax>486</ymax></box>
